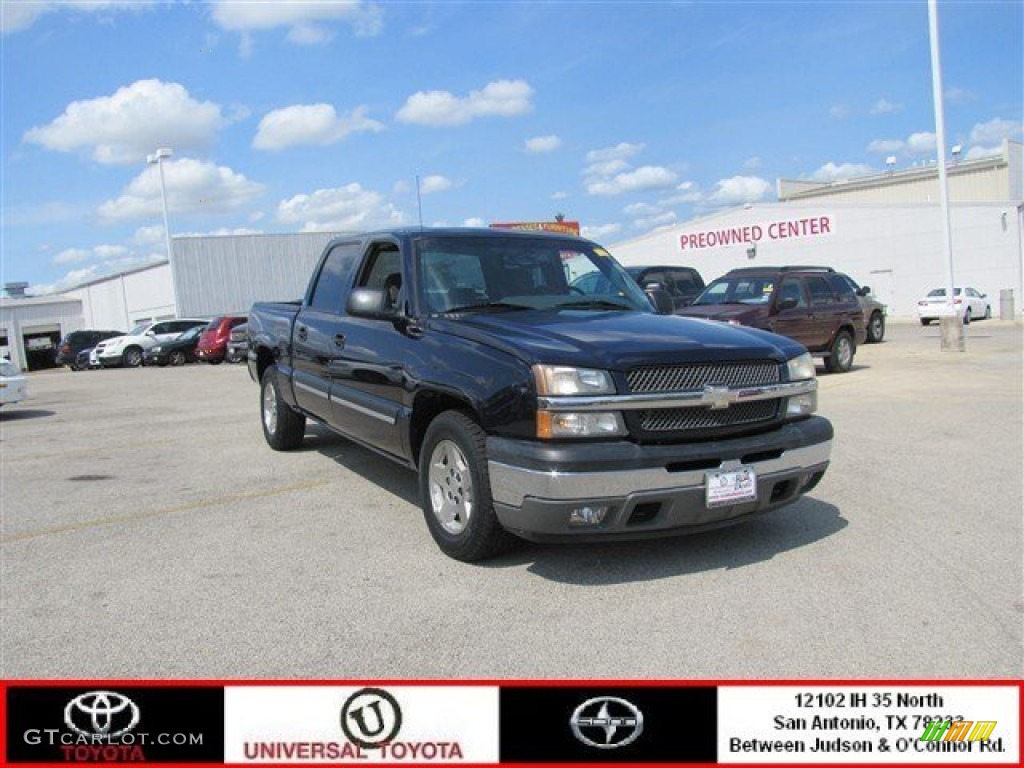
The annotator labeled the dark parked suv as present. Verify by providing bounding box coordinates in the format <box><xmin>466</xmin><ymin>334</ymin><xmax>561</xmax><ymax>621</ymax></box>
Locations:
<box><xmin>678</xmin><ymin>265</ymin><xmax>867</xmax><ymax>373</ymax></box>
<box><xmin>572</xmin><ymin>265</ymin><xmax>705</xmax><ymax>312</ymax></box>
<box><xmin>55</xmin><ymin>330</ymin><xmax>122</xmax><ymax>370</ymax></box>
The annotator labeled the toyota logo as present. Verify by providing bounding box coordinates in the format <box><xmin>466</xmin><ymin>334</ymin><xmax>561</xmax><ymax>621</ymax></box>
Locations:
<box><xmin>570</xmin><ymin>697</ymin><xmax>643</xmax><ymax>749</ymax></box>
<box><xmin>64</xmin><ymin>691</ymin><xmax>140</xmax><ymax>739</ymax></box>
<box><xmin>340</xmin><ymin>688</ymin><xmax>402</xmax><ymax>749</ymax></box>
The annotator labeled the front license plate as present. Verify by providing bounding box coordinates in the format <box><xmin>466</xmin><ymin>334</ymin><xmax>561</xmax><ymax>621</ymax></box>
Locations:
<box><xmin>705</xmin><ymin>467</ymin><xmax>757</xmax><ymax>508</ymax></box>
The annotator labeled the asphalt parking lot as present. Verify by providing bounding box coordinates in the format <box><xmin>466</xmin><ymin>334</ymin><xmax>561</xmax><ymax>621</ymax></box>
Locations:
<box><xmin>2</xmin><ymin>320</ymin><xmax>1021</xmax><ymax>679</ymax></box>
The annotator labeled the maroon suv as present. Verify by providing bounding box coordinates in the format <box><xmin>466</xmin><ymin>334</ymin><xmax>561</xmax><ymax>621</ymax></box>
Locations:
<box><xmin>677</xmin><ymin>266</ymin><xmax>867</xmax><ymax>373</ymax></box>
<box><xmin>196</xmin><ymin>316</ymin><xmax>247</xmax><ymax>364</ymax></box>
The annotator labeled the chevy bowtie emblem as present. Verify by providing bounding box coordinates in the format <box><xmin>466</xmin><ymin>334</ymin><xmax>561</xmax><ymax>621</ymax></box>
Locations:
<box><xmin>704</xmin><ymin>385</ymin><xmax>731</xmax><ymax>410</ymax></box>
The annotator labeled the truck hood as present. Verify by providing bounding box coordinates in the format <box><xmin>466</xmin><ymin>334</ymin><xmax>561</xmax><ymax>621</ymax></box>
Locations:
<box><xmin>675</xmin><ymin>304</ymin><xmax>767</xmax><ymax>325</ymax></box>
<box><xmin>431</xmin><ymin>309</ymin><xmax>803</xmax><ymax>369</ymax></box>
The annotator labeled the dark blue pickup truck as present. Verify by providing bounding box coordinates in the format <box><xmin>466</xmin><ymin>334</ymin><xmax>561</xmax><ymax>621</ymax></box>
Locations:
<box><xmin>248</xmin><ymin>228</ymin><xmax>832</xmax><ymax>561</ymax></box>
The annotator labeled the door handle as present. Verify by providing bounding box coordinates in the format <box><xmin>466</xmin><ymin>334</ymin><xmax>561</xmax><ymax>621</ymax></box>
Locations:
<box><xmin>296</xmin><ymin>326</ymin><xmax>308</xmax><ymax>342</ymax></box>
<box><xmin>333</xmin><ymin>333</ymin><xmax>346</xmax><ymax>348</ymax></box>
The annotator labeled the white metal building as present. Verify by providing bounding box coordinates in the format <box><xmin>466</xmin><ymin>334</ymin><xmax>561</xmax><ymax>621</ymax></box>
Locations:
<box><xmin>0</xmin><ymin>294</ymin><xmax>84</xmax><ymax>370</ymax></box>
<box><xmin>63</xmin><ymin>260</ymin><xmax>175</xmax><ymax>331</ymax></box>
<box><xmin>611</xmin><ymin>140</ymin><xmax>1023</xmax><ymax>318</ymax></box>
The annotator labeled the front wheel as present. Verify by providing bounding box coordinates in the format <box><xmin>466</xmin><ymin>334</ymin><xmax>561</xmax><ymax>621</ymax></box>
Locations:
<box><xmin>825</xmin><ymin>330</ymin><xmax>855</xmax><ymax>373</ymax></box>
<box><xmin>866</xmin><ymin>311</ymin><xmax>885</xmax><ymax>343</ymax></box>
<box><xmin>123</xmin><ymin>346</ymin><xmax>143</xmax><ymax>368</ymax></box>
<box><xmin>169</xmin><ymin>350</ymin><xmax>186</xmax><ymax>366</ymax></box>
<box><xmin>920</xmin><ymin>318</ymin><xmax>932</xmax><ymax>326</ymax></box>
<box><xmin>984</xmin><ymin>305</ymin><xmax>992</xmax><ymax>320</ymax></box>
<box><xmin>260</xmin><ymin>366</ymin><xmax>306</xmax><ymax>451</ymax></box>
<box><xmin>963</xmin><ymin>308</ymin><xmax>972</xmax><ymax>325</ymax></box>
<box><xmin>419</xmin><ymin>411</ymin><xmax>518</xmax><ymax>562</ymax></box>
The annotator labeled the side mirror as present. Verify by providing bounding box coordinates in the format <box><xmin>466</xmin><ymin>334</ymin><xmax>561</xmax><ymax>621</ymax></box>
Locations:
<box><xmin>346</xmin><ymin>287</ymin><xmax>398</xmax><ymax>319</ymax></box>
<box><xmin>857</xmin><ymin>286</ymin><xmax>871</xmax><ymax>297</ymax></box>
<box><xmin>777</xmin><ymin>297</ymin><xmax>798</xmax><ymax>311</ymax></box>
<box><xmin>644</xmin><ymin>283</ymin><xmax>674</xmax><ymax>315</ymax></box>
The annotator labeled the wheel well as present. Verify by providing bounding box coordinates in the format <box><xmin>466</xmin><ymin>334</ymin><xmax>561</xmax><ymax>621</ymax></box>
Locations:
<box><xmin>409</xmin><ymin>391</ymin><xmax>477</xmax><ymax>467</ymax></box>
<box><xmin>255</xmin><ymin>346</ymin><xmax>275</xmax><ymax>383</ymax></box>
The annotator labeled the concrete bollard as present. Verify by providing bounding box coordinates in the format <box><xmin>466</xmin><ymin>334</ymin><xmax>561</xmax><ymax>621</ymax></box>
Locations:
<box><xmin>999</xmin><ymin>289</ymin><xmax>1015</xmax><ymax>321</ymax></box>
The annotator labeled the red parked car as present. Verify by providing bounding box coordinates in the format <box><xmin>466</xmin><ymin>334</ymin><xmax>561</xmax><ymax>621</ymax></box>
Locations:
<box><xmin>195</xmin><ymin>316</ymin><xmax>247</xmax><ymax>364</ymax></box>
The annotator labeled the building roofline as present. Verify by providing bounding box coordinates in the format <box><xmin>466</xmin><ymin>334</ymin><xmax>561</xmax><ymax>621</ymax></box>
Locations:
<box><xmin>58</xmin><ymin>259</ymin><xmax>169</xmax><ymax>293</ymax></box>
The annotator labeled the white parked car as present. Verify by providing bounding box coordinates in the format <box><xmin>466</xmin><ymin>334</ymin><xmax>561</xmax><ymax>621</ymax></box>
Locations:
<box><xmin>0</xmin><ymin>359</ymin><xmax>27</xmax><ymax>407</ymax></box>
<box><xmin>917</xmin><ymin>287</ymin><xmax>991</xmax><ymax>326</ymax></box>
<box><xmin>94</xmin><ymin>318</ymin><xmax>208</xmax><ymax>368</ymax></box>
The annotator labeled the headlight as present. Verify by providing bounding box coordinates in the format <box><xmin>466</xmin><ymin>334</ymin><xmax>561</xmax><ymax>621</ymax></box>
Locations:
<box><xmin>786</xmin><ymin>352</ymin><xmax>816</xmax><ymax>381</ymax></box>
<box><xmin>537</xmin><ymin>411</ymin><xmax>626</xmax><ymax>439</ymax></box>
<box><xmin>533</xmin><ymin>365</ymin><xmax>615</xmax><ymax>395</ymax></box>
<box><xmin>785</xmin><ymin>352</ymin><xmax>817</xmax><ymax>417</ymax></box>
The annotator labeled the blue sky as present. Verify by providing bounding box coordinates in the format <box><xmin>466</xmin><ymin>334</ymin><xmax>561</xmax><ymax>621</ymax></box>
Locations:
<box><xmin>2</xmin><ymin>0</ymin><xmax>1021</xmax><ymax>295</ymax></box>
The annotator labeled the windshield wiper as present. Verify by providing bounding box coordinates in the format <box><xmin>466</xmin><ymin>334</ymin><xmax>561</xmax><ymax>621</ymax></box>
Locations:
<box><xmin>552</xmin><ymin>298</ymin><xmax>635</xmax><ymax>311</ymax></box>
<box><xmin>441</xmin><ymin>301</ymin><xmax>533</xmax><ymax>314</ymax></box>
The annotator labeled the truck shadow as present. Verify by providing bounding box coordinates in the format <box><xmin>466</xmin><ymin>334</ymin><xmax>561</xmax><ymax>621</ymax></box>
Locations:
<box><xmin>0</xmin><ymin>408</ymin><xmax>56</xmax><ymax>421</ymax></box>
<box><xmin>507</xmin><ymin>499</ymin><xmax>847</xmax><ymax>585</ymax></box>
<box><xmin>306</xmin><ymin>425</ymin><xmax>847</xmax><ymax>583</ymax></box>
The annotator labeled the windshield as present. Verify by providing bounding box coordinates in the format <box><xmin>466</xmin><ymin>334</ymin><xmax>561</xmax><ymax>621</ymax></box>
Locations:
<box><xmin>926</xmin><ymin>288</ymin><xmax>962</xmax><ymax>298</ymax></box>
<box><xmin>415</xmin><ymin>236</ymin><xmax>650</xmax><ymax>314</ymax></box>
<box><xmin>127</xmin><ymin>323</ymin><xmax>150</xmax><ymax>336</ymax></box>
<box><xmin>179</xmin><ymin>326</ymin><xmax>203</xmax><ymax>341</ymax></box>
<box><xmin>693</xmin><ymin>275</ymin><xmax>776</xmax><ymax>306</ymax></box>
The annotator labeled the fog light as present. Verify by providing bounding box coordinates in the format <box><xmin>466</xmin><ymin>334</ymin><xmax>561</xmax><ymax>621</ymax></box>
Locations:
<box><xmin>786</xmin><ymin>392</ymin><xmax>817</xmax><ymax>417</ymax></box>
<box><xmin>568</xmin><ymin>505</ymin><xmax>610</xmax><ymax>526</ymax></box>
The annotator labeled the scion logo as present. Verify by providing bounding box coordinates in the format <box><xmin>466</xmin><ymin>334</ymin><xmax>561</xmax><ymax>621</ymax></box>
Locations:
<box><xmin>340</xmin><ymin>688</ymin><xmax>402</xmax><ymax>749</ymax></box>
<box><xmin>570</xmin><ymin>697</ymin><xmax>644</xmax><ymax>750</ymax></box>
<box><xmin>64</xmin><ymin>691</ymin><xmax>140</xmax><ymax>739</ymax></box>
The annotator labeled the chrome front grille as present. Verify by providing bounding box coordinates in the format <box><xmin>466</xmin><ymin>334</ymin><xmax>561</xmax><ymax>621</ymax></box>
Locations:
<box><xmin>626</xmin><ymin>361</ymin><xmax>781</xmax><ymax>393</ymax></box>
<box><xmin>640</xmin><ymin>400</ymin><xmax>780</xmax><ymax>432</ymax></box>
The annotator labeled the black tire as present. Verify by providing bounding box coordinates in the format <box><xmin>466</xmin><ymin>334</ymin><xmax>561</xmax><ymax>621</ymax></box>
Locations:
<box><xmin>984</xmin><ymin>305</ymin><xmax>991</xmax><ymax>320</ymax></box>
<box><xmin>866</xmin><ymin>311</ymin><xmax>885</xmax><ymax>343</ymax></box>
<box><xmin>123</xmin><ymin>346</ymin><xmax>143</xmax><ymax>368</ymax></box>
<box><xmin>225</xmin><ymin>351</ymin><xmax>242</xmax><ymax>364</ymax></box>
<box><xmin>208</xmin><ymin>358</ymin><xmax>222</xmax><ymax>365</ymax></box>
<box><xmin>418</xmin><ymin>411</ymin><xmax>518</xmax><ymax>562</ymax></box>
<box><xmin>920</xmin><ymin>318</ymin><xmax>931</xmax><ymax>326</ymax></box>
<box><xmin>169</xmin><ymin>350</ymin><xmax>186</xmax><ymax>366</ymax></box>
<box><xmin>824</xmin><ymin>330</ymin><xmax>855</xmax><ymax>373</ymax></box>
<box><xmin>260</xmin><ymin>366</ymin><xmax>306</xmax><ymax>451</ymax></box>
<box><xmin>963</xmin><ymin>308</ymin><xmax>972</xmax><ymax>325</ymax></box>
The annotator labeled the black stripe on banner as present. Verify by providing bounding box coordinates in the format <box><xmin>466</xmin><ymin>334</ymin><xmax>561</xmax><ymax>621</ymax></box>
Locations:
<box><xmin>6</xmin><ymin>686</ymin><xmax>224</xmax><ymax>763</ymax></box>
<box><xmin>499</xmin><ymin>686</ymin><xmax>717</xmax><ymax>763</ymax></box>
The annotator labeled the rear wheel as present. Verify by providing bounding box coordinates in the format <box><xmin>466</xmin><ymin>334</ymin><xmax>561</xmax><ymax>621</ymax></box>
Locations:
<box><xmin>260</xmin><ymin>366</ymin><xmax>306</xmax><ymax>450</ymax></box>
<box><xmin>825</xmin><ymin>330</ymin><xmax>855</xmax><ymax>373</ymax></box>
<box><xmin>963</xmin><ymin>308</ymin><xmax>972</xmax><ymax>325</ymax></box>
<box><xmin>984</xmin><ymin>305</ymin><xmax>992</xmax><ymax>319</ymax></box>
<box><xmin>169</xmin><ymin>350</ymin><xmax>186</xmax><ymax>366</ymax></box>
<box><xmin>419</xmin><ymin>411</ymin><xmax>518</xmax><ymax>562</ymax></box>
<box><xmin>920</xmin><ymin>318</ymin><xmax>931</xmax><ymax>326</ymax></box>
<box><xmin>866</xmin><ymin>311</ymin><xmax>885</xmax><ymax>343</ymax></box>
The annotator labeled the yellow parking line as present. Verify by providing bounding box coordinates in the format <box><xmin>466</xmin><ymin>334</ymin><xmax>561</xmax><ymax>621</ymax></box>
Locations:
<box><xmin>2</xmin><ymin>439</ymin><xmax>173</xmax><ymax>463</ymax></box>
<box><xmin>1</xmin><ymin>477</ymin><xmax>332</xmax><ymax>544</ymax></box>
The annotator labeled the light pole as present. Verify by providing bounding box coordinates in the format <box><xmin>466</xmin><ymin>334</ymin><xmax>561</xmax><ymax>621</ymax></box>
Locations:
<box><xmin>146</xmin><ymin>147</ymin><xmax>177</xmax><ymax>313</ymax></box>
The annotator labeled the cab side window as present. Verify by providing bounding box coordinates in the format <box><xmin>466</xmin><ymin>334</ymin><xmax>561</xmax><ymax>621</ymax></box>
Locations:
<box><xmin>310</xmin><ymin>242</ymin><xmax>361</xmax><ymax>312</ymax></box>
<box><xmin>778</xmin><ymin>278</ymin><xmax>807</xmax><ymax>308</ymax></box>
<box><xmin>806</xmin><ymin>276</ymin><xmax>835</xmax><ymax>307</ymax></box>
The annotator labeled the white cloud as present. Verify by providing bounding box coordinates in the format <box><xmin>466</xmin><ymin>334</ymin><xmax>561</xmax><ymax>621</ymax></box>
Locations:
<box><xmin>276</xmin><ymin>183</ymin><xmax>405</xmax><ymax>232</ymax></box>
<box><xmin>969</xmin><ymin>117</ymin><xmax>1022</xmax><ymax>147</ymax></box>
<box><xmin>581</xmin><ymin>223</ymin><xmax>622</xmax><ymax>240</ymax></box>
<box><xmin>2</xmin><ymin>1</ymin><xmax>152</xmax><ymax>34</ymax></box>
<box><xmin>907</xmin><ymin>131</ymin><xmax>937</xmax><ymax>154</ymax></box>
<box><xmin>633</xmin><ymin>211</ymin><xmax>678</xmax><ymax>230</ymax></box>
<box><xmin>210</xmin><ymin>1</ymin><xmax>383</xmax><ymax>42</ymax></box>
<box><xmin>707</xmin><ymin>176</ymin><xmax>771</xmax><ymax>206</ymax></box>
<box><xmin>743</xmin><ymin>156</ymin><xmax>762</xmax><ymax>170</ymax></box>
<box><xmin>623</xmin><ymin>202</ymin><xmax>661</xmax><ymax>216</ymax></box>
<box><xmin>419</xmin><ymin>175</ymin><xmax>453</xmax><ymax>194</ymax></box>
<box><xmin>396</xmin><ymin>79</ymin><xmax>534</xmax><ymax>126</ymax></box>
<box><xmin>462</xmin><ymin>217</ymin><xmax>487</xmax><ymax>227</ymax></box>
<box><xmin>585</xmin><ymin>165</ymin><xmax>678</xmax><ymax>196</ymax></box>
<box><xmin>829</xmin><ymin>105</ymin><xmax>851</xmax><ymax>120</ymax></box>
<box><xmin>53</xmin><ymin>248</ymin><xmax>90</xmax><ymax>265</ymax></box>
<box><xmin>525</xmin><ymin>135</ymin><xmax>562</xmax><ymax>154</ymax></box>
<box><xmin>870</xmin><ymin>98</ymin><xmax>902</xmax><ymax>115</ymax></box>
<box><xmin>867</xmin><ymin>138</ymin><xmax>904</xmax><ymax>154</ymax></box>
<box><xmin>93</xmin><ymin>244</ymin><xmax>129</xmax><ymax>259</ymax></box>
<box><xmin>964</xmin><ymin>145</ymin><xmax>1003</xmax><ymax>161</ymax></box>
<box><xmin>253</xmin><ymin>104</ymin><xmax>384</xmax><ymax>150</ymax></box>
<box><xmin>944</xmin><ymin>87</ymin><xmax>973</xmax><ymax>105</ymax></box>
<box><xmin>811</xmin><ymin>162</ymin><xmax>875</xmax><ymax>182</ymax></box>
<box><xmin>132</xmin><ymin>225</ymin><xmax>165</xmax><ymax>246</ymax></box>
<box><xmin>660</xmin><ymin>181</ymin><xmax>703</xmax><ymax>205</ymax></box>
<box><xmin>97</xmin><ymin>158</ymin><xmax>265</xmax><ymax>221</ymax></box>
<box><xmin>24</xmin><ymin>80</ymin><xmax>227</xmax><ymax>165</ymax></box>
<box><xmin>584</xmin><ymin>143</ymin><xmax>643</xmax><ymax>176</ymax></box>
<box><xmin>550</xmin><ymin>191</ymin><xmax>570</xmax><ymax>200</ymax></box>
<box><xmin>286</xmin><ymin>23</ymin><xmax>335</xmax><ymax>45</ymax></box>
